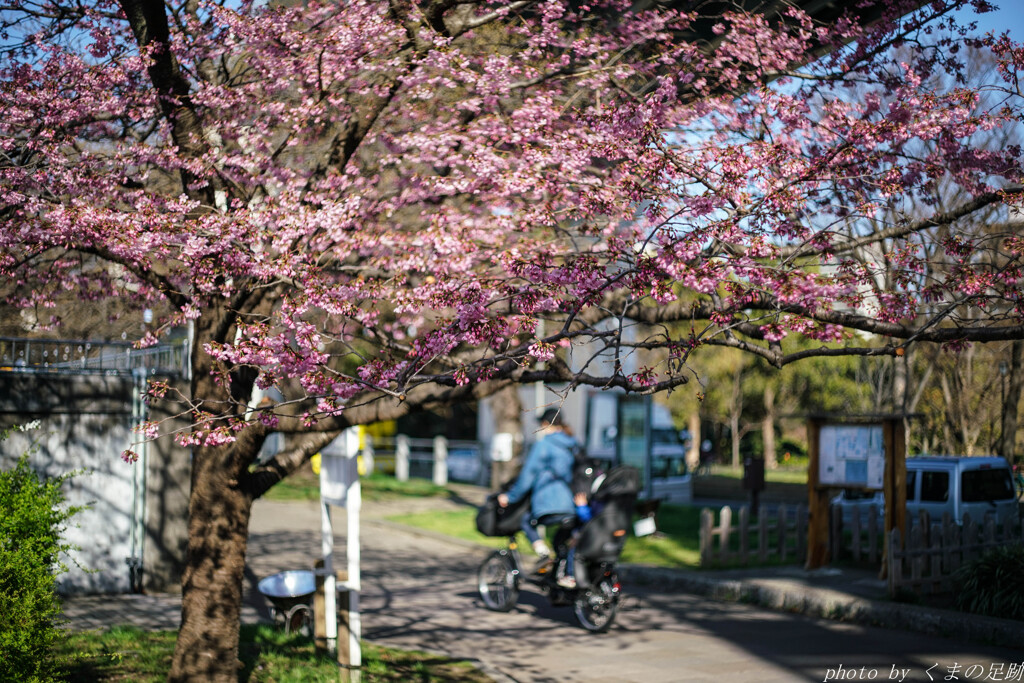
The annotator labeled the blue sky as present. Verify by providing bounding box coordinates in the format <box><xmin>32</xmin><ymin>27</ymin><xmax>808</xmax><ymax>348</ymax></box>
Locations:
<box><xmin>960</xmin><ymin>2</ymin><xmax>1024</xmax><ymax>39</ymax></box>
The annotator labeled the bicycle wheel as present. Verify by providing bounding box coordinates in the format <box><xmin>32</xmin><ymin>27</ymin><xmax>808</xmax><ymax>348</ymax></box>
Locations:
<box><xmin>573</xmin><ymin>572</ymin><xmax>619</xmax><ymax>632</ymax></box>
<box><xmin>477</xmin><ymin>550</ymin><xmax>519</xmax><ymax>612</ymax></box>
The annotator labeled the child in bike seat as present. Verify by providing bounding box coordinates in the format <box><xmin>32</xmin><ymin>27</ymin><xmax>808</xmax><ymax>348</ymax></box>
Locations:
<box><xmin>557</xmin><ymin>484</ymin><xmax>607</xmax><ymax>589</ymax></box>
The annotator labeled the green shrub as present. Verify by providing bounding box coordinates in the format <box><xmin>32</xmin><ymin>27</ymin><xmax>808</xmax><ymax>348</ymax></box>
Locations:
<box><xmin>952</xmin><ymin>544</ymin><xmax>1024</xmax><ymax>621</ymax></box>
<box><xmin>0</xmin><ymin>451</ymin><xmax>81</xmax><ymax>682</ymax></box>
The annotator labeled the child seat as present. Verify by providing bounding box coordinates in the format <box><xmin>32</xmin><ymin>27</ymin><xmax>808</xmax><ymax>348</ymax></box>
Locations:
<box><xmin>573</xmin><ymin>466</ymin><xmax>640</xmax><ymax>563</ymax></box>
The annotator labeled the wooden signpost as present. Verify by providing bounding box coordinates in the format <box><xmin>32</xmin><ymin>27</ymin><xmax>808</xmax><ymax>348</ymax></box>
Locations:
<box><xmin>806</xmin><ymin>417</ymin><xmax>905</xmax><ymax>575</ymax></box>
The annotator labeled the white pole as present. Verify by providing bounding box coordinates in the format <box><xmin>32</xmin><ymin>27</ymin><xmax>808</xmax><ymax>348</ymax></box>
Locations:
<box><xmin>396</xmin><ymin>434</ymin><xmax>409</xmax><ymax>482</ymax></box>
<box><xmin>433</xmin><ymin>436</ymin><xmax>448</xmax><ymax>486</ymax></box>
<box><xmin>346</xmin><ymin>432</ymin><xmax>362</xmax><ymax>670</ymax></box>
<box><xmin>320</xmin><ymin>499</ymin><xmax>338</xmax><ymax>653</ymax></box>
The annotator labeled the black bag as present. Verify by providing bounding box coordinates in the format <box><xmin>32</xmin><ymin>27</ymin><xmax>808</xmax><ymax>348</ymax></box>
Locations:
<box><xmin>592</xmin><ymin>465</ymin><xmax>641</xmax><ymax>502</ymax></box>
<box><xmin>475</xmin><ymin>491</ymin><xmax>530</xmax><ymax>537</ymax></box>
<box><xmin>570</xmin><ymin>443</ymin><xmax>604</xmax><ymax>496</ymax></box>
<box><xmin>575</xmin><ymin>465</ymin><xmax>641</xmax><ymax>562</ymax></box>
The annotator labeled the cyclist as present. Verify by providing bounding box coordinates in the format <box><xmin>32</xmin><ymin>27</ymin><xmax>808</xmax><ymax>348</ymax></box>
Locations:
<box><xmin>498</xmin><ymin>407</ymin><xmax>577</xmax><ymax>578</ymax></box>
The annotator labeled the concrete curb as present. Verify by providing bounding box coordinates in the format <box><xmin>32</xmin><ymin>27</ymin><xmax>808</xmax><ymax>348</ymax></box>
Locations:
<box><xmin>620</xmin><ymin>564</ymin><xmax>1024</xmax><ymax>651</ymax></box>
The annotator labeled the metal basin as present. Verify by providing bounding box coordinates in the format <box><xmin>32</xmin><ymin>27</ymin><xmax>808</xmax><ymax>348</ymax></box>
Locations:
<box><xmin>257</xmin><ymin>570</ymin><xmax>316</xmax><ymax>599</ymax></box>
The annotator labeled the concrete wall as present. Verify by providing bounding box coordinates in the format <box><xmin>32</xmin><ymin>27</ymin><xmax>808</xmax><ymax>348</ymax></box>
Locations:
<box><xmin>0</xmin><ymin>373</ymin><xmax>189</xmax><ymax>595</ymax></box>
<box><xmin>141</xmin><ymin>395</ymin><xmax>190</xmax><ymax>594</ymax></box>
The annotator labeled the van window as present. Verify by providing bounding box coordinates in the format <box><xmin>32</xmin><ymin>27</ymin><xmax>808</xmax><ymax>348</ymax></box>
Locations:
<box><xmin>905</xmin><ymin>471</ymin><xmax>916</xmax><ymax>499</ymax></box>
<box><xmin>961</xmin><ymin>469</ymin><xmax>1014</xmax><ymax>502</ymax></box>
<box><xmin>919</xmin><ymin>471</ymin><xmax>949</xmax><ymax>502</ymax></box>
<box><xmin>843</xmin><ymin>489</ymin><xmax>878</xmax><ymax>501</ymax></box>
<box><xmin>652</xmin><ymin>428</ymin><xmax>683</xmax><ymax>446</ymax></box>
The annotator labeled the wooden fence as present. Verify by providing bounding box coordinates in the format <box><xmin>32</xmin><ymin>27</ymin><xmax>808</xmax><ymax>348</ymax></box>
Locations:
<box><xmin>829</xmin><ymin>505</ymin><xmax>884</xmax><ymax>566</ymax></box>
<box><xmin>887</xmin><ymin>513</ymin><xmax>1024</xmax><ymax>596</ymax></box>
<box><xmin>831</xmin><ymin>507</ymin><xmax>1024</xmax><ymax>596</ymax></box>
<box><xmin>699</xmin><ymin>505</ymin><xmax>808</xmax><ymax>568</ymax></box>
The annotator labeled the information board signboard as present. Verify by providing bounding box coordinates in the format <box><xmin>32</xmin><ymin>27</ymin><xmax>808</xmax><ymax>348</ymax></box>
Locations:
<box><xmin>617</xmin><ymin>395</ymin><xmax>650</xmax><ymax>498</ymax></box>
<box><xmin>818</xmin><ymin>424</ymin><xmax>885</xmax><ymax>489</ymax></box>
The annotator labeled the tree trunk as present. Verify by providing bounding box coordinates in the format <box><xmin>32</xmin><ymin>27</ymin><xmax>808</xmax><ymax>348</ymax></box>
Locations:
<box><xmin>904</xmin><ymin>350</ymin><xmax>932</xmax><ymax>455</ymax></box>
<box><xmin>893</xmin><ymin>350</ymin><xmax>909</xmax><ymax>446</ymax></box>
<box><xmin>762</xmin><ymin>383</ymin><xmax>776</xmax><ymax>469</ymax></box>
<box><xmin>169</xmin><ymin>308</ymin><xmax>256</xmax><ymax>682</ymax></box>
<box><xmin>730</xmin><ymin>414</ymin><xmax>741</xmax><ymax>469</ymax></box>
<box><xmin>892</xmin><ymin>352</ymin><xmax>907</xmax><ymax>414</ymax></box>
<box><xmin>730</xmin><ymin>368</ymin><xmax>742</xmax><ymax>468</ymax></box>
<box><xmin>939</xmin><ymin>373</ymin><xmax>956</xmax><ymax>453</ymax></box>
<box><xmin>687</xmin><ymin>412</ymin><xmax>700</xmax><ymax>471</ymax></box>
<box><xmin>1001</xmin><ymin>340</ymin><xmax>1024</xmax><ymax>464</ymax></box>
<box><xmin>490</xmin><ymin>384</ymin><xmax>524</xmax><ymax>489</ymax></box>
<box><xmin>169</xmin><ymin>444</ymin><xmax>253</xmax><ymax>682</ymax></box>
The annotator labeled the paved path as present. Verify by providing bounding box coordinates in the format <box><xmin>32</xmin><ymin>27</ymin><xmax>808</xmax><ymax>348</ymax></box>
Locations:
<box><xmin>62</xmin><ymin>491</ymin><xmax>1024</xmax><ymax>682</ymax></box>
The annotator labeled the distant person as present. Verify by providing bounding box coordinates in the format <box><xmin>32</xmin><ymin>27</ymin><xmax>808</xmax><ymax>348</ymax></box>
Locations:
<box><xmin>698</xmin><ymin>439</ymin><xmax>714</xmax><ymax>475</ymax></box>
<box><xmin>498</xmin><ymin>408</ymin><xmax>577</xmax><ymax>574</ymax></box>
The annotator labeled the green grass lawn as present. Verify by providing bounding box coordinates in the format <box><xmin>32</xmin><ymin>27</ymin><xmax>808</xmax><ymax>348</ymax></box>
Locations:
<box><xmin>58</xmin><ymin>624</ymin><xmax>492</xmax><ymax>682</ymax></box>
<box><xmin>711</xmin><ymin>466</ymin><xmax>808</xmax><ymax>484</ymax></box>
<box><xmin>262</xmin><ymin>470</ymin><xmax>450</xmax><ymax>503</ymax></box>
<box><xmin>387</xmin><ymin>503</ymin><xmax>704</xmax><ymax>568</ymax></box>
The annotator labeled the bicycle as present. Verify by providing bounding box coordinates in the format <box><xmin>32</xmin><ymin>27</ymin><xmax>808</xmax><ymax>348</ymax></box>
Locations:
<box><xmin>477</xmin><ymin>533</ymin><xmax>623</xmax><ymax>632</ymax></box>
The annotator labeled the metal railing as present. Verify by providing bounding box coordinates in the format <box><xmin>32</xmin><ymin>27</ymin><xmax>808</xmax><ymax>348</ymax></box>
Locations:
<box><xmin>0</xmin><ymin>337</ymin><xmax>190</xmax><ymax>377</ymax></box>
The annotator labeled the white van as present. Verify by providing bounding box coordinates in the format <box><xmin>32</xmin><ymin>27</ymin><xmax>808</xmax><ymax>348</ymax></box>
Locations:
<box><xmin>905</xmin><ymin>455</ymin><xmax>1018</xmax><ymax>527</ymax></box>
<box><xmin>832</xmin><ymin>455</ymin><xmax>1020</xmax><ymax>529</ymax></box>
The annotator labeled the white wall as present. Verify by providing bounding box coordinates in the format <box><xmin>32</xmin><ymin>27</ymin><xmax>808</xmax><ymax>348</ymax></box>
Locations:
<box><xmin>3</xmin><ymin>413</ymin><xmax>134</xmax><ymax>594</ymax></box>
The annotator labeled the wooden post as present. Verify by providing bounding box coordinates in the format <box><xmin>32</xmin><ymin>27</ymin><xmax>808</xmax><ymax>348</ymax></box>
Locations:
<box><xmin>720</xmin><ymin>506</ymin><xmax>733</xmax><ymax>563</ymax></box>
<box><xmin>337</xmin><ymin>589</ymin><xmax>353</xmax><ymax>681</ymax></box>
<box><xmin>777</xmin><ymin>508</ymin><xmax>788</xmax><ymax>563</ymax></box>
<box><xmin>314</xmin><ymin>562</ymin><xmax>326</xmax><ymax>650</ymax></box>
<box><xmin>805</xmin><ymin>419</ymin><xmax>830</xmax><ymax>569</ymax></box>
<box><xmin>887</xmin><ymin>528</ymin><xmax>901</xmax><ymax>597</ymax></box>
<box><xmin>699</xmin><ymin>508</ymin><xmax>713</xmax><ymax>566</ymax></box>
<box><xmin>797</xmin><ymin>506</ymin><xmax>808</xmax><ymax>559</ymax></box>
<box><xmin>880</xmin><ymin>418</ymin><xmax>906</xmax><ymax>579</ymax></box>
<box><xmin>758</xmin><ymin>511</ymin><xmax>769</xmax><ymax>563</ymax></box>
<box><xmin>313</xmin><ymin>560</ymin><xmax>349</xmax><ymax>651</ymax></box>
<box><xmin>738</xmin><ymin>506</ymin><xmax>749</xmax><ymax>563</ymax></box>
<box><xmin>867</xmin><ymin>506</ymin><xmax>879</xmax><ymax>565</ymax></box>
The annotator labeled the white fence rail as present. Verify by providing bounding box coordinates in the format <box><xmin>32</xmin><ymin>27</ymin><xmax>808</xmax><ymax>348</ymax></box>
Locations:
<box><xmin>362</xmin><ymin>435</ymin><xmax>487</xmax><ymax>486</ymax></box>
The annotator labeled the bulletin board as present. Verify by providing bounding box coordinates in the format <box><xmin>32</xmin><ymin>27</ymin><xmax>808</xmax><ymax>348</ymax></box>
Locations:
<box><xmin>818</xmin><ymin>424</ymin><xmax>885</xmax><ymax>489</ymax></box>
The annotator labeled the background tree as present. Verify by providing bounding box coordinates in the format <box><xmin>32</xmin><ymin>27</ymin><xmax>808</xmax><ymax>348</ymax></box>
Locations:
<box><xmin>2</xmin><ymin>0</ymin><xmax>1024</xmax><ymax>679</ymax></box>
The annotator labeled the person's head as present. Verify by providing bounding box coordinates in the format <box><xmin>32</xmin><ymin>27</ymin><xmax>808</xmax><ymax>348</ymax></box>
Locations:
<box><xmin>538</xmin><ymin>407</ymin><xmax>565</xmax><ymax>431</ymax></box>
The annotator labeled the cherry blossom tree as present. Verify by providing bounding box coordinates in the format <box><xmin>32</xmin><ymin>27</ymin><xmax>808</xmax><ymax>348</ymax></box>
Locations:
<box><xmin>2</xmin><ymin>0</ymin><xmax>1023</xmax><ymax>678</ymax></box>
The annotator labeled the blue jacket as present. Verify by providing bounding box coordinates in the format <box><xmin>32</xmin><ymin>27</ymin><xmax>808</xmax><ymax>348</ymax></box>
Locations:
<box><xmin>505</xmin><ymin>431</ymin><xmax>576</xmax><ymax>519</ymax></box>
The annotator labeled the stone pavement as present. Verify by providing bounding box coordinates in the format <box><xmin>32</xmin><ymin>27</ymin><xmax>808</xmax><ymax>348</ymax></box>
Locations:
<box><xmin>60</xmin><ymin>485</ymin><xmax>1024</xmax><ymax>656</ymax></box>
